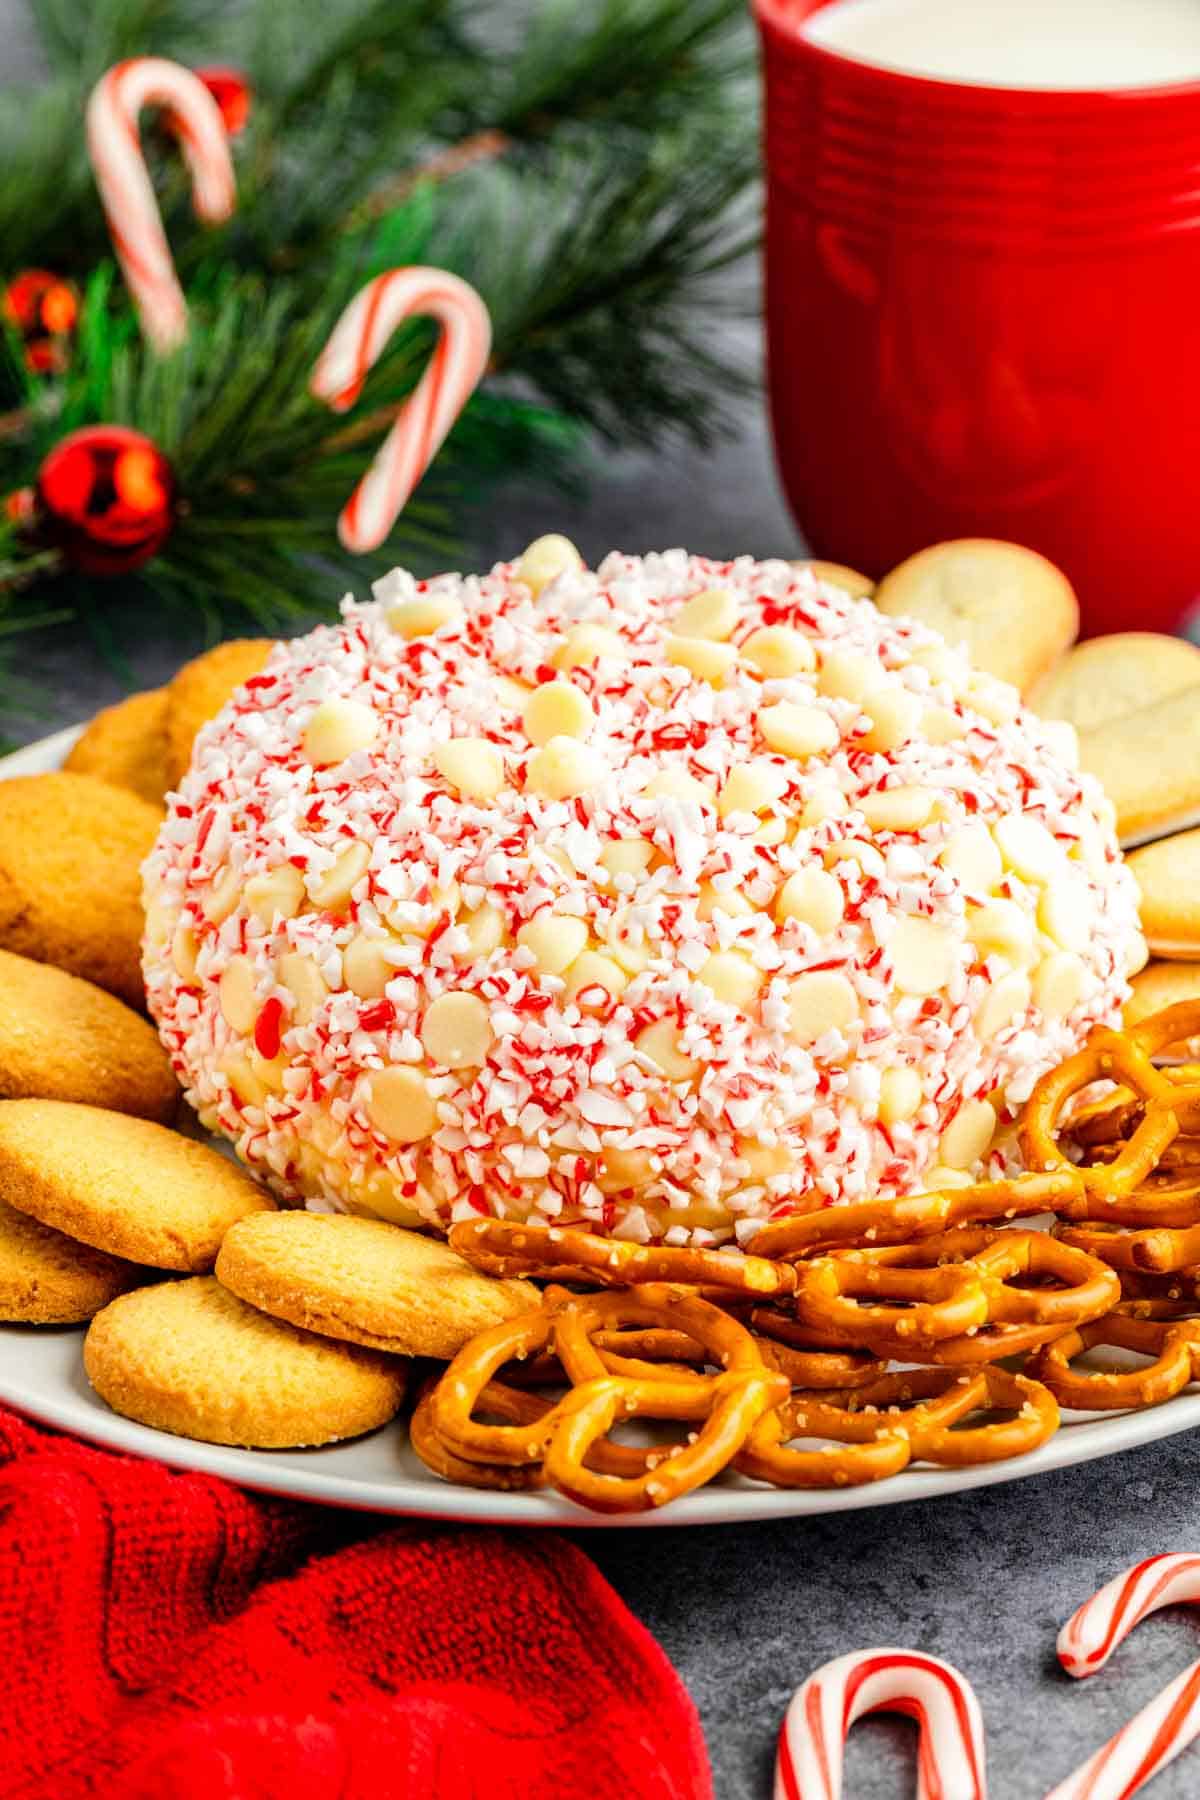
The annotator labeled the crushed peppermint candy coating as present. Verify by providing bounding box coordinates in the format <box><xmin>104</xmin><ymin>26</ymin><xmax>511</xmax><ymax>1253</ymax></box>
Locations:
<box><xmin>142</xmin><ymin>546</ymin><xmax>1144</xmax><ymax>1248</ymax></box>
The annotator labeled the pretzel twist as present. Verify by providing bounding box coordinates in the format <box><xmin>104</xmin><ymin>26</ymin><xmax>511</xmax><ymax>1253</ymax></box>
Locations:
<box><xmin>449</xmin><ymin>1217</ymin><xmax>797</xmax><ymax>1296</ymax></box>
<box><xmin>790</xmin><ymin>1229</ymin><xmax>1118</xmax><ymax>1357</ymax></box>
<box><xmin>1028</xmin><ymin>1315</ymin><xmax>1200</xmax><ymax>1411</ymax></box>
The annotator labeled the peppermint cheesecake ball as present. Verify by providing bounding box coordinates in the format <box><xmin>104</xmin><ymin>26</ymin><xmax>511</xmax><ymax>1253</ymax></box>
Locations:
<box><xmin>143</xmin><ymin>545</ymin><xmax>1144</xmax><ymax>1247</ymax></box>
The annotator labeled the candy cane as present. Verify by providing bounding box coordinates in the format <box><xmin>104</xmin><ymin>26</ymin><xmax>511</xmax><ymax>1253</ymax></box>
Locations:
<box><xmin>86</xmin><ymin>58</ymin><xmax>236</xmax><ymax>353</ymax></box>
<box><xmin>1045</xmin><ymin>1554</ymin><xmax>1200</xmax><ymax>1800</ymax></box>
<box><xmin>775</xmin><ymin>1649</ymin><xmax>987</xmax><ymax>1800</ymax></box>
<box><xmin>310</xmin><ymin>268</ymin><xmax>492</xmax><ymax>553</ymax></box>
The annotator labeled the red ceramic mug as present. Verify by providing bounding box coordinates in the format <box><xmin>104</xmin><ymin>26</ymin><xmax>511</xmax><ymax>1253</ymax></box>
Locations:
<box><xmin>753</xmin><ymin>0</ymin><xmax>1200</xmax><ymax>637</ymax></box>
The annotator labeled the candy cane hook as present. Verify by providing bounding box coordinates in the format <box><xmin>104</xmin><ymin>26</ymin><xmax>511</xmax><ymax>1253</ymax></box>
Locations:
<box><xmin>86</xmin><ymin>58</ymin><xmax>236</xmax><ymax>354</ymax></box>
<box><xmin>310</xmin><ymin>267</ymin><xmax>492</xmax><ymax>553</ymax></box>
<box><xmin>1045</xmin><ymin>1554</ymin><xmax>1200</xmax><ymax>1800</ymax></box>
<box><xmin>776</xmin><ymin>1649</ymin><xmax>988</xmax><ymax>1800</ymax></box>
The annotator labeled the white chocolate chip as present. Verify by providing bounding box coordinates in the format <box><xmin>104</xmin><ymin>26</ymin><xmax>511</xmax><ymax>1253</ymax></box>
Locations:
<box><xmin>600</xmin><ymin>1146</ymin><xmax>657</xmax><ymax>1191</ymax></box>
<box><xmin>516</xmin><ymin>534</ymin><xmax>584</xmax><ymax>598</ymax></box>
<box><xmin>974</xmin><ymin>968</ymin><xmax>1031</xmax><ymax>1041</ymax></box>
<box><xmin>799</xmin><ymin>787</ymin><xmax>848</xmax><ymax>829</ymax></box>
<box><xmin>277</xmin><ymin>951</ymin><xmax>329</xmax><ymax>1025</ymax></box>
<box><xmin>787</xmin><ymin>971</ymin><xmax>860</xmax><ymax>1046</ymax></box>
<box><xmin>741</xmin><ymin>625</ymin><xmax>816</xmax><ymax>679</ymax></box>
<box><xmin>755</xmin><ymin>816</ymin><xmax>789</xmax><ymax>847</ymax></box>
<box><xmin>965</xmin><ymin>673</ymin><xmax>1020</xmax><ymax>727</ymax></box>
<box><xmin>343</xmin><ymin>933</ymin><xmax>393</xmax><ymax>999</ymax></box>
<box><xmin>817</xmin><ymin>650</ymin><xmax>878</xmax><ymax>703</ymax></box>
<box><xmin>600</xmin><ymin>839</ymin><xmax>655</xmax><ymax>880</ymax></box>
<box><xmin>823</xmin><ymin>838</ymin><xmax>886</xmax><ymax>881</ymax></box>
<box><xmin>673</xmin><ymin>586</ymin><xmax>739</xmax><ymax>641</ymax></box>
<box><xmin>1037</xmin><ymin>868</ymin><xmax>1093</xmax><ymax>954</ymax></box>
<box><xmin>878</xmin><ymin>1065</ymin><xmax>923</xmax><ymax>1126</ymax></box>
<box><xmin>719</xmin><ymin>762</ymin><xmax>789</xmax><ymax>818</ymax></box>
<box><xmin>172</xmin><ymin>922</ymin><xmax>199</xmax><ymax>982</ymax></box>
<box><xmin>564</xmin><ymin>950</ymin><xmax>628</xmax><ymax>1007</ymax></box>
<box><xmin>203</xmin><ymin>866</ymin><xmax>243</xmax><ymax>927</ymax></box>
<box><xmin>218</xmin><ymin>955</ymin><xmax>257</xmax><ymax>1034</ymax></box>
<box><xmin>858</xmin><ymin>786</ymin><xmax>935</xmax><ymax>833</ymax></box>
<box><xmin>308</xmin><ymin>840</ymin><xmax>371</xmax><ymax>912</ymax></box>
<box><xmin>938</xmin><ymin>1098</ymin><xmax>996</xmax><ymax>1170</ymax></box>
<box><xmin>494</xmin><ymin>675</ymin><xmax>531</xmax><ymax>710</ymax></box>
<box><xmin>550</xmin><ymin>623</ymin><xmax>622</xmax><ymax>670</ymax></box>
<box><xmin>759</xmin><ymin>701</ymin><xmax>840</xmax><ymax>760</ymax></box>
<box><xmin>421</xmin><ymin>990</ymin><xmax>494</xmax><ymax>1067</ymax></box>
<box><xmin>922</xmin><ymin>705</ymin><xmax>967</xmax><ymax>745</ymax></box>
<box><xmin>665</xmin><ymin>635</ymin><xmax>739</xmax><ymax>685</ymax></box>
<box><xmin>923</xmin><ymin>1165</ymin><xmax>976</xmax><ymax>1191</ymax></box>
<box><xmin>775</xmin><ymin>866</ymin><xmax>845</xmax><ymax>935</ymax></box>
<box><xmin>939</xmin><ymin>825</ymin><xmax>1003</xmax><ymax>893</ymax></box>
<box><xmin>697</xmin><ymin>950</ymin><xmax>762</xmax><ymax>1009</ymax></box>
<box><xmin>461</xmin><ymin>903</ymin><xmax>506</xmax><ymax>959</ymax></box>
<box><xmin>365</xmin><ymin>1065</ymin><xmax>439</xmax><ymax>1141</ymax></box>
<box><xmin>244</xmin><ymin>864</ymin><xmax>306</xmax><ymax>926</ymax></box>
<box><xmin>1126</xmin><ymin>932</ymin><xmax>1150</xmax><ymax>977</ymax></box>
<box><xmin>303</xmin><ymin>697</ymin><xmax>379</xmax><ymax>767</ymax></box>
<box><xmin>909</xmin><ymin>642</ymin><xmax>960</xmax><ymax>684</ymax></box>
<box><xmin>644</xmin><ymin>768</ymin><xmax>715</xmax><ymax>809</ymax></box>
<box><xmin>890</xmin><ymin>915</ymin><xmax>957</xmax><ymax>996</ymax></box>
<box><xmin>525</xmin><ymin>736</ymin><xmax>602</xmax><ymax>800</ymax></box>
<box><xmin>967</xmin><ymin>898</ymin><xmax>1035</xmax><ymax>966</ymax></box>
<box><xmin>636</xmin><ymin>1019</ymin><xmax>700</xmax><ymax>1080</ymax></box>
<box><xmin>857</xmin><ymin>684</ymin><xmax>923</xmax><ymax>753</ymax></box>
<box><xmin>387</xmin><ymin>592</ymin><xmax>462</xmax><ymax>638</ymax></box>
<box><xmin>993</xmin><ymin>815</ymin><xmax>1059</xmax><ymax>883</ymax></box>
<box><xmin>697</xmin><ymin>881</ymin><xmax>754</xmax><ymax>920</ymax></box>
<box><xmin>435</xmin><ymin>737</ymin><xmax>506</xmax><ymax>801</ymax></box>
<box><xmin>522</xmin><ymin>680</ymin><xmax>595</xmax><ymax>745</ymax></box>
<box><xmin>517</xmin><ymin>913</ymin><xmax>589</xmax><ymax>976</ymax></box>
<box><xmin>1032</xmin><ymin>949</ymin><xmax>1086</xmax><ymax>1020</ymax></box>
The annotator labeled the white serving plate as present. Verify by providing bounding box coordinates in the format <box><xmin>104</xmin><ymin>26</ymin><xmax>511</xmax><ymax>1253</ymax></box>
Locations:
<box><xmin>1</xmin><ymin>726</ymin><xmax>1197</xmax><ymax>1528</ymax></box>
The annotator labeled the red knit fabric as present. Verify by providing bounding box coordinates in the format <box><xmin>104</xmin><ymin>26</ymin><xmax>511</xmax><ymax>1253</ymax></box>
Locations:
<box><xmin>0</xmin><ymin>1407</ymin><xmax>712</xmax><ymax>1799</ymax></box>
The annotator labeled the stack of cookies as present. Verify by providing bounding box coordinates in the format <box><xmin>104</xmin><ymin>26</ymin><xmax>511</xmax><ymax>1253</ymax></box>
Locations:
<box><xmin>0</xmin><ymin>639</ymin><xmax>538</xmax><ymax>1452</ymax></box>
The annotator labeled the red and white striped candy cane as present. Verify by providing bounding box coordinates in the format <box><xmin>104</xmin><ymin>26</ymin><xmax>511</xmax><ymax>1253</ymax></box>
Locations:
<box><xmin>310</xmin><ymin>267</ymin><xmax>491</xmax><ymax>553</ymax></box>
<box><xmin>86</xmin><ymin>58</ymin><xmax>235</xmax><ymax>354</ymax></box>
<box><xmin>1045</xmin><ymin>1554</ymin><xmax>1200</xmax><ymax>1800</ymax></box>
<box><xmin>775</xmin><ymin>1649</ymin><xmax>988</xmax><ymax>1800</ymax></box>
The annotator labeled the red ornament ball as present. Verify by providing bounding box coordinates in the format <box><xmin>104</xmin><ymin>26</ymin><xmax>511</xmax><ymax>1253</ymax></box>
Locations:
<box><xmin>35</xmin><ymin>426</ymin><xmax>177</xmax><ymax>576</ymax></box>
<box><xmin>2</xmin><ymin>269</ymin><xmax>79</xmax><ymax>374</ymax></box>
<box><xmin>196</xmin><ymin>66</ymin><xmax>253</xmax><ymax>136</ymax></box>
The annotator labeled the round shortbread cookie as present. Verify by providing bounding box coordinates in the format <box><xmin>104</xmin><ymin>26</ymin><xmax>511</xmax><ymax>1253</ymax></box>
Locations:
<box><xmin>0</xmin><ymin>949</ymin><xmax>178</xmax><ymax>1120</ymax></box>
<box><xmin>1031</xmin><ymin>633</ymin><xmax>1200</xmax><ymax>737</ymax></box>
<box><xmin>1127</xmin><ymin>831</ymin><xmax>1200</xmax><ymax>959</ymax></box>
<box><xmin>166</xmin><ymin>639</ymin><xmax>275</xmax><ymax>788</ymax></box>
<box><xmin>64</xmin><ymin>688</ymin><xmax>171</xmax><ymax>807</ymax></box>
<box><xmin>0</xmin><ymin>772</ymin><xmax>163</xmax><ymax>1007</ymax></box>
<box><xmin>0</xmin><ymin>1098</ymin><xmax>274</xmax><ymax>1271</ymax></box>
<box><xmin>874</xmin><ymin>538</ymin><xmax>1078</xmax><ymax>695</ymax></box>
<box><xmin>216</xmin><ymin>1211</ymin><xmax>538</xmax><ymax>1358</ymax></box>
<box><xmin>84</xmin><ymin>1277</ymin><xmax>406</xmax><ymax>1448</ymax></box>
<box><xmin>0</xmin><ymin>1195</ymin><xmax>142</xmax><ymax>1323</ymax></box>
<box><xmin>142</xmin><ymin>548</ymin><xmax>1139</xmax><ymax>1247</ymax></box>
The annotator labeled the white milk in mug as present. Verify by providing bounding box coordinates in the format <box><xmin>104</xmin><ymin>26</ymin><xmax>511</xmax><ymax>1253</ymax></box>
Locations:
<box><xmin>802</xmin><ymin>0</ymin><xmax>1200</xmax><ymax>90</ymax></box>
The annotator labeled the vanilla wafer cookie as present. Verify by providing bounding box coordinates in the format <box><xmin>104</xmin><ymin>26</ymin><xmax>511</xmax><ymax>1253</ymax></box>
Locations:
<box><xmin>1031</xmin><ymin>633</ymin><xmax>1200</xmax><ymax>736</ymax></box>
<box><xmin>64</xmin><ymin>688</ymin><xmax>170</xmax><ymax>806</ymax></box>
<box><xmin>873</xmin><ymin>538</ymin><xmax>1078</xmax><ymax>693</ymax></box>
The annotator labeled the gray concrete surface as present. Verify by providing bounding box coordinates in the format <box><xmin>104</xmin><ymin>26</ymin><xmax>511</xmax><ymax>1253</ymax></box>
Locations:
<box><xmin>5</xmin><ymin>6</ymin><xmax>1200</xmax><ymax>1798</ymax></box>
